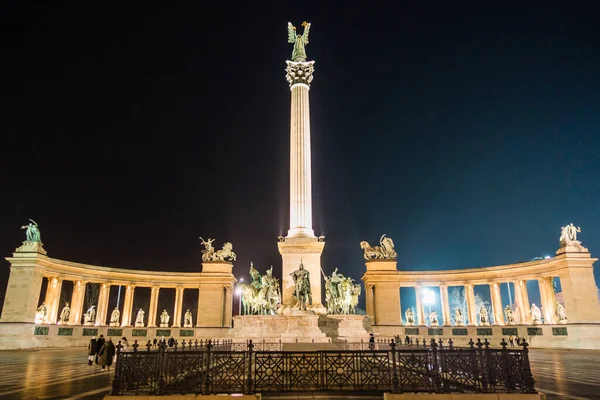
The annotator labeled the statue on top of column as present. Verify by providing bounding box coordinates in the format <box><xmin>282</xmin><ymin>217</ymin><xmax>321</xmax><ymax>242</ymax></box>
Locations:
<box><xmin>160</xmin><ymin>310</ymin><xmax>170</xmax><ymax>327</ymax></box>
<box><xmin>405</xmin><ymin>308</ymin><xmax>415</xmax><ymax>325</ymax></box>
<box><xmin>559</xmin><ymin>223</ymin><xmax>581</xmax><ymax>244</ymax></box>
<box><xmin>504</xmin><ymin>305</ymin><xmax>515</xmax><ymax>324</ymax></box>
<box><xmin>200</xmin><ymin>237</ymin><xmax>236</xmax><ymax>262</ymax></box>
<box><xmin>184</xmin><ymin>309</ymin><xmax>193</xmax><ymax>327</ymax></box>
<box><xmin>110</xmin><ymin>308</ymin><xmax>120</xmax><ymax>326</ymax></box>
<box><xmin>21</xmin><ymin>219</ymin><xmax>42</xmax><ymax>242</ymax></box>
<box><xmin>287</xmin><ymin>21</ymin><xmax>311</xmax><ymax>62</ymax></box>
<box><xmin>58</xmin><ymin>302</ymin><xmax>71</xmax><ymax>325</ymax></box>
<box><xmin>290</xmin><ymin>261</ymin><xmax>312</xmax><ymax>311</ymax></box>
<box><xmin>530</xmin><ymin>303</ymin><xmax>542</xmax><ymax>324</ymax></box>
<box><xmin>360</xmin><ymin>234</ymin><xmax>398</xmax><ymax>260</ymax></box>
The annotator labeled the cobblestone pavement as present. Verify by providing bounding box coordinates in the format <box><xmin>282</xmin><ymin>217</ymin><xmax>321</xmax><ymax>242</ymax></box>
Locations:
<box><xmin>0</xmin><ymin>347</ymin><xmax>598</xmax><ymax>399</ymax></box>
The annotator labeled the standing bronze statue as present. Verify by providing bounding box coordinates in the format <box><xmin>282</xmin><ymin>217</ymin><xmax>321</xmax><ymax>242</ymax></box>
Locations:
<box><xmin>290</xmin><ymin>261</ymin><xmax>312</xmax><ymax>310</ymax></box>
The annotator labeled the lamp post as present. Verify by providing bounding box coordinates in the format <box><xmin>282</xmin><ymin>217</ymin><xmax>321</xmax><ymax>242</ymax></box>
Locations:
<box><xmin>236</xmin><ymin>277</ymin><xmax>244</xmax><ymax>316</ymax></box>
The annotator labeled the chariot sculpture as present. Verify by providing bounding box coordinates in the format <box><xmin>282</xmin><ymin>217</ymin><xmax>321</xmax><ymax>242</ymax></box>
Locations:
<box><xmin>360</xmin><ymin>234</ymin><xmax>398</xmax><ymax>260</ymax></box>
<box><xmin>200</xmin><ymin>237</ymin><xmax>237</xmax><ymax>262</ymax></box>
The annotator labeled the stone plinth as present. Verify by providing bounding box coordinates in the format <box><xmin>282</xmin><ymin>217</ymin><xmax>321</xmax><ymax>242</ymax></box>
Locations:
<box><xmin>109</xmin><ymin>322</ymin><xmax>119</xmax><ymax>327</ymax></box>
<box><xmin>160</xmin><ymin>323</ymin><xmax>169</xmax><ymax>328</ymax></box>
<box><xmin>318</xmin><ymin>315</ymin><xmax>372</xmax><ymax>341</ymax></box>
<box><xmin>230</xmin><ymin>314</ymin><xmax>329</xmax><ymax>343</ymax></box>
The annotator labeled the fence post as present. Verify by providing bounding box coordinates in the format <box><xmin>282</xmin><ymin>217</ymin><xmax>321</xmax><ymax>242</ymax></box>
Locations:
<box><xmin>110</xmin><ymin>341</ymin><xmax>124</xmax><ymax>395</ymax></box>
<box><xmin>468</xmin><ymin>339</ymin><xmax>480</xmax><ymax>391</ymax></box>
<box><xmin>202</xmin><ymin>339</ymin><xmax>212</xmax><ymax>395</ymax></box>
<box><xmin>156</xmin><ymin>341</ymin><xmax>167</xmax><ymax>395</ymax></box>
<box><xmin>521</xmin><ymin>339</ymin><xmax>537</xmax><ymax>393</ymax></box>
<box><xmin>430</xmin><ymin>339</ymin><xmax>442</xmax><ymax>393</ymax></box>
<box><xmin>476</xmin><ymin>339</ymin><xmax>489</xmax><ymax>392</ymax></box>
<box><xmin>500</xmin><ymin>338</ymin><xmax>514</xmax><ymax>393</ymax></box>
<box><xmin>246</xmin><ymin>340</ymin><xmax>254</xmax><ymax>394</ymax></box>
<box><xmin>390</xmin><ymin>339</ymin><xmax>399</xmax><ymax>393</ymax></box>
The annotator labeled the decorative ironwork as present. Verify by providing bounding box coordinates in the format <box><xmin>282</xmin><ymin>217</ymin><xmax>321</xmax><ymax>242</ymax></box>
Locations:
<box><xmin>111</xmin><ymin>338</ymin><xmax>538</xmax><ymax>396</ymax></box>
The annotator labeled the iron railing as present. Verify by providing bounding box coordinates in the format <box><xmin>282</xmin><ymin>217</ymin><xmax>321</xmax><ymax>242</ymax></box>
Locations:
<box><xmin>110</xmin><ymin>338</ymin><xmax>537</xmax><ymax>396</ymax></box>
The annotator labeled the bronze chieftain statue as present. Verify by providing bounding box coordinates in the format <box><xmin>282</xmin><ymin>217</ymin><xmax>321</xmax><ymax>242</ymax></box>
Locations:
<box><xmin>290</xmin><ymin>261</ymin><xmax>312</xmax><ymax>310</ymax></box>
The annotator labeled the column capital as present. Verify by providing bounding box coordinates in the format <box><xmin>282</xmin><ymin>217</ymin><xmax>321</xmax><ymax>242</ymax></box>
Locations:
<box><xmin>151</xmin><ymin>286</ymin><xmax>160</xmax><ymax>293</ymax></box>
<box><xmin>285</xmin><ymin>60</ymin><xmax>315</xmax><ymax>88</ymax></box>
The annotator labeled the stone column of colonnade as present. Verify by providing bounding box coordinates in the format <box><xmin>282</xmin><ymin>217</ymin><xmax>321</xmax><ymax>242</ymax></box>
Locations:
<box><xmin>365</xmin><ymin>285</ymin><xmax>375</xmax><ymax>320</ymax></box>
<box><xmin>538</xmin><ymin>277</ymin><xmax>557</xmax><ymax>324</ymax></box>
<box><xmin>489</xmin><ymin>282</ymin><xmax>504</xmax><ymax>325</ymax></box>
<box><xmin>172</xmin><ymin>287</ymin><xmax>184</xmax><ymax>328</ymax></box>
<box><xmin>69</xmin><ymin>280</ymin><xmax>87</xmax><ymax>325</ymax></box>
<box><xmin>439</xmin><ymin>285</ymin><xmax>451</xmax><ymax>326</ymax></box>
<box><xmin>225</xmin><ymin>287</ymin><xmax>233</xmax><ymax>328</ymax></box>
<box><xmin>415</xmin><ymin>286</ymin><xmax>425</xmax><ymax>326</ymax></box>
<box><xmin>46</xmin><ymin>277</ymin><xmax>64</xmax><ymax>324</ymax></box>
<box><xmin>513</xmin><ymin>280</ymin><xmax>530</xmax><ymax>324</ymax></box>
<box><xmin>465</xmin><ymin>284</ymin><xmax>477</xmax><ymax>326</ymax></box>
<box><xmin>95</xmin><ymin>282</ymin><xmax>110</xmax><ymax>326</ymax></box>
<box><xmin>147</xmin><ymin>286</ymin><xmax>159</xmax><ymax>327</ymax></box>
<box><xmin>121</xmin><ymin>285</ymin><xmax>135</xmax><ymax>327</ymax></box>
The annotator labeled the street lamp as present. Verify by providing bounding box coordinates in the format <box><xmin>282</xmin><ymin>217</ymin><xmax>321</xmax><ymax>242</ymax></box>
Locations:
<box><xmin>235</xmin><ymin>286</ymin><xmax>242</xmax><ymax>315</ymax></box>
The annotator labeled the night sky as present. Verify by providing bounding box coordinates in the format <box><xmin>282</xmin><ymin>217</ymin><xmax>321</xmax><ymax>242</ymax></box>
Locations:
<box><xmin>2</xmin><ymin>3</ymin><xmax>600</xmax><ymax>311</ymax></box>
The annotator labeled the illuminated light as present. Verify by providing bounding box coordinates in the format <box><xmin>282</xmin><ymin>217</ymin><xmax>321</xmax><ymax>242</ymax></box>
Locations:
<box><xmin>235</xmin><ymin>287</ymin><xmax>242</xmax><ymax>296</ymax></box>
<box><xmin>422</xmin><ymin>289</ymin><xmax>435</xmax><ymax>305</ymax></box>
<box><xmin>544</xmin><ymin>255</ymin><xmax>551</xmax><ymax>259</ymax></box>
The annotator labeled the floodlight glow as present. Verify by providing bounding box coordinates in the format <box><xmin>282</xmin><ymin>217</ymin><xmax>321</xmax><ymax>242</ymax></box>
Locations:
<box><xmin>235</xmin><ymin>287</ymin><xmax>242</xmax><ymax>296</ymax></box>
<box><xmin>422</xmin><ymin>289</ymin><xmax>435</xmax><ymax>305</ymax></box>
<box><xmin>544</xmin><ymin>255</ymin><xmax>551</xmax><ymax>259</ymax></box>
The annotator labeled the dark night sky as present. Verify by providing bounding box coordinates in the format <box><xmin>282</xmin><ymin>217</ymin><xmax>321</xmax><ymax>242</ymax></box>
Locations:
<box><xmin>2</xmin><ymin>2</ymin><xmax>600</xmax><ymax>308</ymax></box>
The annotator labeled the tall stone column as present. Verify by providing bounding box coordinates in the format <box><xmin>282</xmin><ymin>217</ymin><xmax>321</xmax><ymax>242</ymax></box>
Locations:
<box><xmin>513</xmin><ymin>280</ymin><xmax>528</xmax><ymax>324</ymax></box>
<box><xmin>95</xmin><ymin>282</ymin><xmax>110</xmax><ymax>326</ymax></box>
<box><xmin>69</xmin><ymin>280</ymin><xmax>87</xmax><ymax>325</ymax></box>
<box><xmin>121</xmin><ymin>285</ymin><xmax>135</xmax><ymax>327</ymax></box>
<box><xmin>172</xmin><ymin>287</ymin><xmax>184</xmax><ymax>328</ymax></box>
<box><xmin>147</xmin><ymin>286</ymin><xmax>159</xmax><ymax>328</ymax></box>
<box><xmin>365</xmin><ymin>285</ymin><xmax>375</xmax><ymax>319</ymax></box>
<box><xmin>439</xmin><ymin>285</ymin><xmax>451</xmax><ymax>326</ymax></box>
<box><xmin>489</xmin><ymin>282</ymin><xmax>504</xmax><ymax>325</ymax></box>
<box><xmin>196</xmin><ymin>288</ymin><xmax>202</xmax><ymax>327</ymax></box>
<box><xmin>415</xmin><ymin>286</ymin><xmax>425</xmax><ymax>326</ymax></box>
<box><xmin>465</xmin><ymin>284</ymin><xmax>477</xmax><ymax>326</ymax></box>
<box><xmin>278</xmin><ymin>59</ymin><xmax>326</xmax><ymax>312</ymax></box>
<box><xmin>47</xmin><ymin>277</ymin><xmax>64</xmax><ymax>324</ymax></box>
<box><xmin>224</xmin><ymin>286</ymin><xmax>233</xmax><ymax>328</ymax></box>
<box><xmin>538</xmin><ymin>277</ymin><xmax>556</xmax><ymax>324</ymax></box>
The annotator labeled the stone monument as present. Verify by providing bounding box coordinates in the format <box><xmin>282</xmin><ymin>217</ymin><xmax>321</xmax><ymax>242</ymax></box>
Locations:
<box><xmin>556</xmin><ymin>303</ymin><xmax>567</xmax><ymax>324</ymax></box>
<box><xmin>557</xmin><ymin>223</ymin><xmax>588</xmax><ymax>254</ymax></box>
<box><xmin>58</xmin><ymin>302</ymin><xmax>70</xmax><ymax>325</ymax></box>
<box><xmin>278</xmin><ymin>21</ymin><xmax>326</xmax><ymax>315</ymax></box>
<box><xmin>429</xmin><ymin>310</ymin><xmax>439</xmax><ymax>327</ymax></box>
<box><xmin>110</xmin><ymin>308</ymin><xmax>120</xmax><ymax>326</ymax></box>
<box><xmin>184</xmin><ymin>309</ymin><xmax>193</xmax><ymax>327</ymax></box>
<box><xmin>135</xmin><ymin>308</ymin><xmax>145</xmax><ymax>327</ymax></box>
<box><xmin>160</xmin><ymin>310</ymin><xmax>170</xmax><ymax>327</ymax></box>
<box><xmin>84</xmin><ymin>305</ymin><xmax>96</xmax><ymax>326</ymax></box>
<box><xmin>504</xmin><ymin>305</ymin><xmax>515</xmax><ymax>325</ymax></box>
<box><xmin>405</xmin><ymin>308</ymin><xmax>415</xmax><ymax>326</ymax></box>
<box><xmin>35</xmin><ymin>302</ymin><xmax>47</xmax><ymax>324</ymax></box>
<box><xmin>530</xmin><ymin>303</ymin><xmax>542</xmax><ymax>325</ymax></box>
<box><xmin>479</xmin><ymin>306</ymin><xmax>490</xmax><ymax>326</ymax></box>
<box><xmin>455</xmin><ymin>308</ymin><xmax>465</xmax><ymax>326</ymax></box>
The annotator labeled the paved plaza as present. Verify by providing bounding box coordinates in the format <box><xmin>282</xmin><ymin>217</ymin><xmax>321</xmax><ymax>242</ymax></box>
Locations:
<box><xmin>0</xmin><ymin>347</ymin><xmax>599</xmax><ymax>399</ymax></box>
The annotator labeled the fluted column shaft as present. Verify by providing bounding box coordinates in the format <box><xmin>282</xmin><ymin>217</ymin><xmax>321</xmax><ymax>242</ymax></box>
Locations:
<box><xmin>196</xmin><ymin>288</ymin><xmax>202</xmax><ymax>327</ymax></box>
<box><xmin>47</xmin><ymin>277</ymin><xmax>63</xmax><ymax>324</ymax></box>
<box><xmin>69</xmin><ymin>280</ymin><xmax>86</xmax><ymax>325</ymax></box>
<box><xmin>490</xmin><ymin>282</ymin><xmax>504</xmax><ymax>325</ymax></box>
<box><xmin>513</xmin><ymin>280</ymin><xmax>528</xmax><ymax>324</ymax></box>
<box><xmin>148</xmin><ymin>287</ymin><xmax>160</xmax><ymax>328</ymax></box>
<box><xmin>465</xmin><ymin>284</ymin><xmax>477</xmax><ymax>326</ymax></box>
<box><xmin>539</xmin><ymin>277</ymin><xmax>556</xmax><ymax>324</ymax></box>
<box><xmin>440</xmin><ymin>285</ymin><xmax>451</xmax><ymax>326</ymax></box>
<box><xmin>173</xmin><ymin>287</ymin><xmax>184</xmax><ymax>328</ymax></box>
<box><xmin>415</xmin><ymin>286</ymin><xmax>425</xmax><ymax>326</ymax></box>
<box><xmin>95</xmin><ymin>283</ymin><xmax>110</xmax><ymax>326</ymax></box>
<box><xmin>121</xmin><ymin>285</ymin><xmax>135</xmax><ymax>327</ymax></box>
<box><xmin>365</xmin><ymin>285</ymin><xmax>375</xmax><ymax>320</ymax></box>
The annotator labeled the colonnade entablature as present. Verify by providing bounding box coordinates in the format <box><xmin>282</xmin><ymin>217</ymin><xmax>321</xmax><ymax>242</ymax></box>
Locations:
<box><xmin>363</xmin><ymin>246</ymin><xmax>600</xmax><ymax>328</ymax></box>
<box><xmin>1</xmin><ymin>244</ymin><xmax>236</xmax><ymax>329</ymax></box>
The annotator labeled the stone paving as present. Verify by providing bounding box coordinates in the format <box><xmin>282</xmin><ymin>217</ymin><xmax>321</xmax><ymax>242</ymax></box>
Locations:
<box><xmin>0</xmin><ymin>347</ymin><xmax>599</xmax><ymax>399</ymax></box>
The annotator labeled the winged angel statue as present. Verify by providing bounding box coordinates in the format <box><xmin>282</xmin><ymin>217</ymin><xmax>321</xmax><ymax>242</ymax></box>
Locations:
<box><xmin>288</xmin><ymin>21</ymin><xmax>311</xmax><ymax>62</ymax></box>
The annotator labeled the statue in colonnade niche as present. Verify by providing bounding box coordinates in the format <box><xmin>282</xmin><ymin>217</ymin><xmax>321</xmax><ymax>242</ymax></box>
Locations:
<box><xmin>455</xmin><ymin>308</ymin><xmax>465</xmax><ymax>326</ymax></box>
<box><xmin>479</xmin><ymin>306</ymin><xmax>489</xmax><ymax>326</ymax></box>
<box><xmin>530</xmin><ymin>303</ymin><xmax>542</xmax><ymax>324</ymax></box>
<box><xmin>21</xmin><ymin>219</ymin><xmax>42</xmax><ymax>242</ymax></box>
<box><xmin>58</xmin><ymin>302</ymin><xmax>71</xmax><ymax>325</ymax></box>
<box><xmin>200</xmin><ymin>237</ymin><xmax>237</xmax><ymax>262</ymax></box>
<box><xmin>556</xmin><ymin>303</ymin><xmax>567</xmax><ymax>323</ymax></box>
<box><xmin>160</xmin><ymin>310</ymin><xmax>170</xmax><ymax>327</ymax></box>
<box><xmin>405</xmin><ymin>308</ymin><xmax>415</xmax><ymax>326</ymax></box>
<box><xmin>429</xmin><ymin>310</ymin><xmax>439</xmax><ymax>327</ymax></box>
<box><xmin>84</xmin><ymin>305</ymin><xmax>96</xmax><ymax>325</ymax></box>
<box><xmin>504</xmin><ymin>305</ymin><xmax>515</xmax><ymax>324</ymax></box>
<box><xmin>110</xmin><ymin>308</ymin><xmax>120</xmax><ymax>326</ymax></box>
<box><xmin>323</xmin><ymin>267</ymin><xmax>361</xmax><ymax>314</ymax></box>
<box><xmin>135</xmin><ymin>308</ymin><xmax>145</xmax><ymax>327</ymax></box>
<box><xmin>184</xmin><ymin>309</ymin><xmax>193</xmax><ymax>327</ymax></box>
<box><xmin>360</xmin><ymin>234</ymin><xmax>398</xmax><ymax>260</ymax></box>
<box><xmin>35</xmin><ymin>302</ymin><xmax>47</xmax><ymax>324</ymax></box>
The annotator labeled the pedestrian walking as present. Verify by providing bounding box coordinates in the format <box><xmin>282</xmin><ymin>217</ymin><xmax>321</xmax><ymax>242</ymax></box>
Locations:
<box><xmin>87</xmin><ymin>337</ymin><xmax>97</xmax><ymax>365</ymax></box>
<box><xmin>168</xmin><ymin>336</ymin><xmax>175</xmax><ymax>348</ymax></box>
<box><xmin>153</xmin><ymin>338</ymin><xmax>157</xmax><ymax>348</ymax></box>
<box><xmin>120</xmin><ymin>337</ymin><xmax>128</xmax><ymax>351</ymax></box>
<box><xmin>515</xmin><ymin>336</ymin><xmax>521</xmax><ymax>346</ymax></box>
<box><xmin>368</xmin><ymin>333</ymin><xmax>375</xmax><ymax>350</ymax></box>
<box><xmin>95</xmin><ymin>335</ymin><xmax>105</xmax><ymax>365</ymax></box>
<box><xmin>509</xmin><ymin>335</ymin><xmax>515</xmax><ymax>347</ymax></box>
<box><xmin>98</xmin><ymin>338</ymin><xmax>116</xmax><ymax>371</ymax></box>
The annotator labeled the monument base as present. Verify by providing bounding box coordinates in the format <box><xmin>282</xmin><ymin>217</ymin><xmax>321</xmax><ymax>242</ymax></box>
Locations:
<box><xmin>109</xmin><ymin>322</ymin><xmax>119</xmax><ymax>327</ymax></box>
<box><xmin>135</xmin><ymin>322</ymin><xmax>145</xmax><ymax>327</ymax></box>
<box><xmin>184</xmin><ymin>323</ymin><xmax>193</xmax><ymax>328</ymax></box>
<box><xmin>160</xmin><ymin>323</ymin><xmax>169</xmax><ymax>328</ymax></box>
<box><xmin>318</xmin><ymin>315</ymin><xmax>372</xmax><ymax>341</ymax></box>
<box><xmin>84</xmin><ymin>322</ymin><xmax>94</xmax><ymax>326</ymax></box>
<box><xmin>230</xmin><ymin>315</ymin><xmax>329</xmax><ymax>343</ymax></box>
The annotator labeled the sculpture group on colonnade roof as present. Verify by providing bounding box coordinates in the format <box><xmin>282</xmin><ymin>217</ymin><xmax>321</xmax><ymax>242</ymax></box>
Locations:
<box><xmin>200</xmin><ymin>237</ymin><xmax>237</xmax><ymax>262</ymax></box>
<box><xmin>239</xmin><ymin>263</ymin><xmax>281</xmax><ymax>315</ymax></box>
<box><xmin>559</xmin><ymin>223</ymin><xmax>581</xmax><ymax>244</ymax></box>
<box><xmin>360</xmin><ymin>234</ymin><xmax>398</xmax><ymax>260</ymax></box>
<box><xmin>323</xmin><ymin>267</ymin><xmax>361</xmax><ymax>315</ymax></box>
<box><xmin>21</xmin><ymin>219</ymin><xmax>42</xmax><ymax>243</ymax></box>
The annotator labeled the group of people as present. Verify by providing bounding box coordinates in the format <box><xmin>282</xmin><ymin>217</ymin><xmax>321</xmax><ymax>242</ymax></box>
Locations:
<box><xmin>87</xmin><ymin>335</ymin><xmax>116</xmax><ymax>371</ymax></box>
<box><xmin>508</xmin><ymin>334</ymin><xmax>522</xmax><ymax>347</ymax></box>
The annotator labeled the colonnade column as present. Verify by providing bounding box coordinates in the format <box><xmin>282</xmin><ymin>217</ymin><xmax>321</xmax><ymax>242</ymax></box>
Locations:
<box><xmin>224</xmin><ymin>286</ymin><xmax>233</xmax><ymax>327</ymax></box>
<box><xmin>489</xmin><ymin>282</ymin><xmax>504</xmax><ymax>325</ymax></box>
<box><xmin>365</xmin><ymin>285</ymin><xmax>375</xmax><ymax>320</ymax></box>
<box><xmin>538</xmin><ymin>277</ymin><xmax>556</xmax><ymax>324</ymax></box>
<box><xmin>95</xmin><ymin>282</ymin><xmax>110</xmax><ymax>326</ymax></box>
<box><xmin>147</xmin><ymin>286</ymin><xmax>159</xmax><ymax>328</ymax></box>
<box><xmin>69</xmin><ymin>280</ymin><xmax>86</xmax><ymax>325</ymax></box>
<box><xmin>415</xmin><ymin>286</ymin><xmax>425</xmax><ymax>326</ymax></box>
<box><xmin>121</xmin><ymin>285</ymin><xmax>135</xmax><ymax>327</ymax></box>
<box><xmin>47</xmin><ymin>277</ymin><xmax>64</xmax><ymax>324</ymax></box>
<box><xmin>196</xmin><ymin>288</ymin><xmax>202</xmax><ymax>327</ymax></box>
<box><xmin>172</xmin><ymin>287</ymin><xmax>184</xmax><ymax>328</ymax></box>
<box><xmin>465</xmin><ymin>284</ymin><xmax>477</xmax><ymax>326</ymax></box>
<box><xmin>513</xmin><ymin>280</ymin><xmax>527</xmax><ymax>324</ymax></box>
<box><xmin>440</xmin><ymin>285</ymin><xmax>451</xmax><ymax>326</ymax></box>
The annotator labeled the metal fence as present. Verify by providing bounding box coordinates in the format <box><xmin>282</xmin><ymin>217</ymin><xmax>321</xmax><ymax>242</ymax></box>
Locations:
<box><xmin>110</xmin><ymin>338</ymin><xmax>537</xmax><ymax>396</ymax></box>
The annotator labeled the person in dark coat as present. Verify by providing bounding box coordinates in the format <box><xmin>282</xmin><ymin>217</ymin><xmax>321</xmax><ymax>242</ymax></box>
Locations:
<box><xmin>95</xmin><ymin>335</ymin><xmax>105</xmax><ymax>364</ymax></box>
<box><xmin>87</xmin><ymin>337</ymin><xmax>97</xmax><ymax>365</ymax></box>
<box><xmin>168</xmin><ymin>336</ymin><xmax>175</xmax><ymax>347</ymax></box>
<box><xmin>98</xmin><ymin>338</ymin><xmax>116</xmax><ymax>371</ymax></box>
